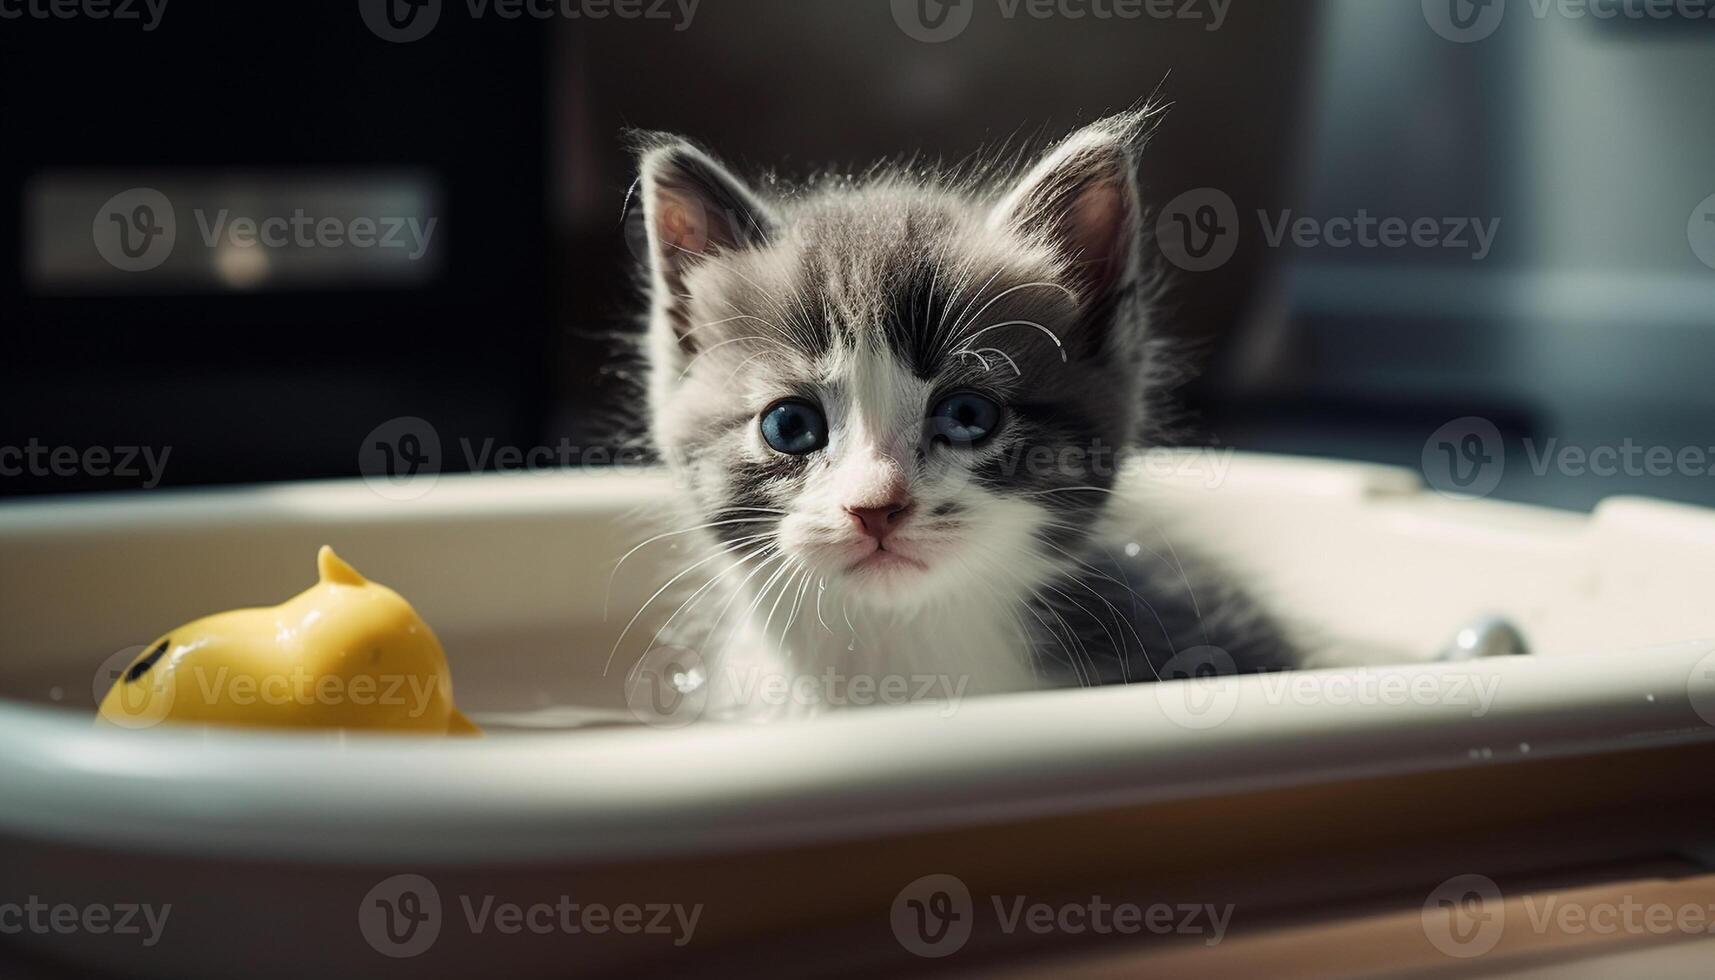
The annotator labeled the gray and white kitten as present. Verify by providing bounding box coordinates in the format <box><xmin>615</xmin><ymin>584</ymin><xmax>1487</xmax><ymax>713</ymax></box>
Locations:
<box><xmin>627</xmin><ymin>109</ymin><xmax>1296</xmax><ymax>720</ymax></box>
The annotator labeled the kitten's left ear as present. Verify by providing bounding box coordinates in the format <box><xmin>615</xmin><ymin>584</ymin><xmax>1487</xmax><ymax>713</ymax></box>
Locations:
<box><xmin>990</xmin><ymin>112</ymin><xmax>1151</xmax><ymax>313</ymax></box>
<box><xmin>636</xmin><ymin>137</ymin><xmax>777</xmax><ymax>353</ymax></box>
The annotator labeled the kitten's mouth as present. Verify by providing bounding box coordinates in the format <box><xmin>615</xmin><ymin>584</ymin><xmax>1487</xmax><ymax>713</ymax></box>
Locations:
<box><xmin>847</xmin><ymin>544</ymin><xmax>929</xmax><ymax>575</ymax></box>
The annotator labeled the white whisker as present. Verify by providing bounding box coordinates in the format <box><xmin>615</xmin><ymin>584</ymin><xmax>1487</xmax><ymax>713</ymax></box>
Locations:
<box><xmin>605</xmin><ymin>517</ymin><xmax>781</xmax><ymax>618</ymax></box>
<box><xmin>631</xmin><ymin>540</ymin><xmax>777</xmax><ymax>683</ymax></box>
<box><xmin>969</xmin><ymin>346</ymin><xmax>1021</xmax><ymax>377</ymax></box>
<box><xmin>677</xmin><ymin>333</ymin><xmax>796</xmax><ymax>382</ymax></box>
<box><xmin>604</xmin><ymin>531</ymin><xmax>775</xmax><ymax>676</ymax></box>
<box><xmin>814</xmin><ymin>577</ymin><xmax>833</xmax><ymax>634</ymax></box>
<box><xmin>696</xmin><ymin>549</ymin><xmax>787</xmax><ymax>667</ymax></box>
<box><xmin>946</xmin><ymin>281</ymin><xmax>1077</xmax><ymax>353</ymax></box>
<box><xmin>954</xmin><ymin>319</ymin><xmax>1067</xmax><ymax>362</ymax></box>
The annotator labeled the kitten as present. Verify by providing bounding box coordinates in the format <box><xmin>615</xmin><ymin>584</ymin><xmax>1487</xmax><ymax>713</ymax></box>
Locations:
<box><xmin>623</xmin><ymin>108</ymin><xmax>1297</xmax><ymax>721</ymax></box>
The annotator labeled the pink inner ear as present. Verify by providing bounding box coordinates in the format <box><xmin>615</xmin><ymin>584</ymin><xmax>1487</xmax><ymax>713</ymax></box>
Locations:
<box><xmin>1063</xmin><ymin>179</ymin><xmax>1129</xmax><ymax>295</ymax></box>
<box><xmin>656</xmin><ymin>188</ymin><xmax>711</xmax><ymax>257</ymax></box>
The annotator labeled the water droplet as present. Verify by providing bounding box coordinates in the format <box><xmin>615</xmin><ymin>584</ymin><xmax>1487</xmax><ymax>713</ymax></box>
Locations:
<box><xmin>48</xmin><ymin>686</ymin><xmax>64</xmax><ymax>702</ymax></box>
<box><xmin>847</xmin><ymin>638</ymin><xmax>857</xmax><ymax>651</ymax></box>
<box><xmin>1480</xmin><ymin>747</ymin><xmax>1493</xmax><ymax>759</ymax></box>
<box><xmin>1645</xmin><ymin>693</ymin><xmax>1657</xmax><ymax>703</ymax></box>
<box><xmin>1467</xmin><ymin>748</ymin><xmax>1482</xmax><ymax>760</ymax></box>
<box><xmin>1518</xmin><ymin>742</ymin><xmax>1531</xmax><ymax>754</ymax></box>
<box><xmin>1124</xmin><ymin>542</ymin><xmax>1142</xmax><ymax>558</ymax></box>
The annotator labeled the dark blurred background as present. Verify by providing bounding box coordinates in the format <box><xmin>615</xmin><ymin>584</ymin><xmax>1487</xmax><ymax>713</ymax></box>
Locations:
<box><xmin>3</xmin><ymin>0</ymin><xmax>1713</xmax><ymax>509</ymax></box>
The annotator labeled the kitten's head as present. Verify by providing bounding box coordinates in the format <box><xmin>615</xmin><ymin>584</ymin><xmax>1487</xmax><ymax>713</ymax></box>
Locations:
<box><xmin>635</xmin><ymin>111</ymin><xmax>1160</xmax><ymax>609</ymax></box>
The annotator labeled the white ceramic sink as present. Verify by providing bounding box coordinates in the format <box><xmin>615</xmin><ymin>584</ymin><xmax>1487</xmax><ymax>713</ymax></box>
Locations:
<box><xmin>3</xmin><ymin>454</ymin><xmax>1714</xmax><ymax>978</ymax></box>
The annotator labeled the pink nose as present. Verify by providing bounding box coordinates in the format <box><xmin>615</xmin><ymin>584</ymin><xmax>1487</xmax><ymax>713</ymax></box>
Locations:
<box><xmin>846</xmin><ymin>499</ymin><xmax>913</xmax><ymax>541</ymax></box>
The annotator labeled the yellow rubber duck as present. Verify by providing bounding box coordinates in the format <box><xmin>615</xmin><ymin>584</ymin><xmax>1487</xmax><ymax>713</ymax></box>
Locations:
<box><xmin>99</xmin><ymin>546</ymin><xmax>478</xmax><ymax>735</ymax></box>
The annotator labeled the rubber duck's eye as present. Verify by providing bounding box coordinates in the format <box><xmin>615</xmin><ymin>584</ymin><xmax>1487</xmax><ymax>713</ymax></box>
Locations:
<box><xmin>930</xmin><ymin>392</ymin><xmax>1002</xmax><ymax>446</ymax></box>
<box><xmin>760</xmin><ymin>400</ymin><xmax>828</xmax><ymax>455</ymax></box>
<box><xmin>126</xmin><ymin>639</ymin><xmax>170</xmax><ymax>683</ymax></box>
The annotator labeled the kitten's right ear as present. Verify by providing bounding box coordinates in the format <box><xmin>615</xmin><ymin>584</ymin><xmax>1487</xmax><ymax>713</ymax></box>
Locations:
<box><xmin>635</xmin><ymin>138</ymin><xmax>776</xmax><ymax>352</ymax></box>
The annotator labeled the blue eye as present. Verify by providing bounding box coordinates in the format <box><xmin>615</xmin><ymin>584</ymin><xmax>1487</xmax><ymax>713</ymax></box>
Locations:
<box><xmin>930</xmin><ymin>392</ymin><xmax>1002</xmax><ymax>445</ymax></box>
<box><xmin>760</xmin><ymin>400</ymin><xmax>828</xmax><ymax>455</ymax></box>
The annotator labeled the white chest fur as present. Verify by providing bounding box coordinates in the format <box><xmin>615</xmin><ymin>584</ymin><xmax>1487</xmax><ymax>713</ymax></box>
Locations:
<box><xmin>701</xmin><ymin>574</ymin><xmax>1041</xmax><ymax>720</ymax></box>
